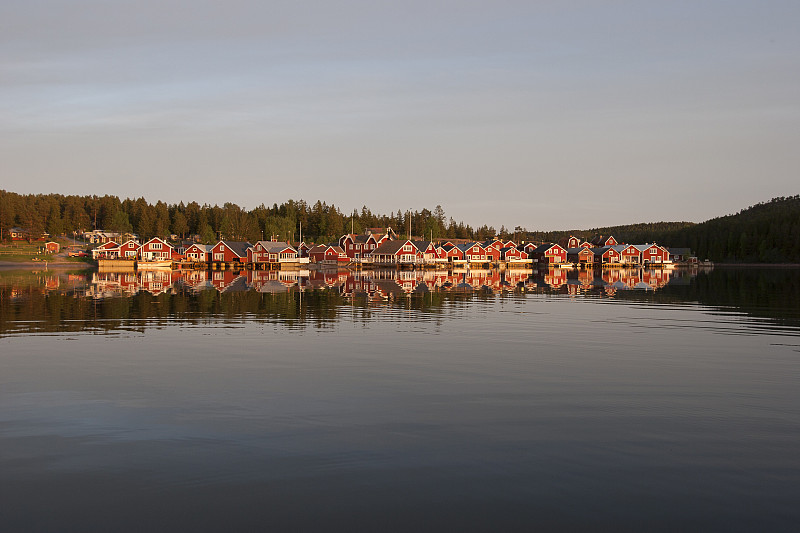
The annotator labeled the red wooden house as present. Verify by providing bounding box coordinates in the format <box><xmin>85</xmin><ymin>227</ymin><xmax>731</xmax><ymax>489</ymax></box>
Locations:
<box><xmin>500</xmin><ymin>247</ymin><xmax>528</xmax><ymax>262</ymax></box>
<box><xmin>248</xmin><ymin>241</ymin><xmax>298</xmax><ymax>264</ymax></box>
<box><xmin>210</xmin><ymin>241</ymin><xmax>251</xmax><ymax>264</ymax></box>
<box><xmin>339</xmin><ymin>233</ymin><xmax>382</xmax><ymax>259</ymax></box>
<box><xmin>117</xmin><ymin>240</ymin><xmax>140</xmax><ymax>259</ymax></box>
<box><xmin>139</xmin><ymin>238</ymin><xmax>174</xmax><ymax>261</ymax></box>
<box><xmin>457</xmin><ymin>243</ymin><xmax>487</xmax><ymax>263</ymax></box>
<box><xmin>9</xmin><ymin>227</ymin><xmax>48</xmax><ymax>242</ymax></box>
<box><xmin>483</xmin><ymin>243</ymin><xmax>502</xmax><ymax>262</ymax></box>
<box><xmin>432</xmin><ymin>244</ymin><xmax>450</xmax><ymax>264</ymax></box>
<box><xmin>529</xmin><ymin>243</ymin><xmax>567</xmax><ymax>265</ymax></box>
<box><xmin>308</xmin><ymin>244</ymin><xmax>348</xmax><ymax>263</ymax></box>
<box><xmin>594</xmin><ymin>246</ymin><xmax>621</xmax><ymax>265</ymax></box>
<box><xmin>185</xmin><ymin>243</ymin><xmax>213</xmax><ymax>262</ymax></box>
<box><xmin>616</xmin><ymin>244</ymin><xmax>642</xmax><ymax>265</ymax></box>
<box><xmin>92</xmin><ymin>241</ymin><xmax>120</xmax><ymax>259</ymax></box>
<box><xmin>481</xmin><ymin>239</ymin><xmax>505</xmax><ymax>253</ymax></box>
<box><xmin>443</xmin><ymin>244</ymin><xmax>465</xmax><ymax>264</ymax></box>
<box><xmin>371</xmin><ymin>240</ymin><xmax>421</xmax><ymax>265</ymax></box>
<box><xmin>591</xmin><ymin>235</ymin><xmax>619</xmax><ymax>247</ymax></box>
<box><xmin>636</xmin><ymin>244</ymin><xmax>670</xmax><ymax>264</ymax></box>
<box><xmin>566</xmin><ymin>247</ymin><xmax>594</xmax><ymax>265</ymax></box>
<box><xmin>413</xmin><ymin>241</ymin><xmax>439</xmax><ymax>264</ymax></box>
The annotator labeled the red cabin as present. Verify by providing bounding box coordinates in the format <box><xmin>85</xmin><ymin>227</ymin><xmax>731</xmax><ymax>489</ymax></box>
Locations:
<box><xmin>139</xmin><ymin>238</ymin><xmax>173</xmax><ymax>261</ymax></box>
<box><xmin>210</xmin><ymin>241</ymin><xmax>251</xmax><ymax>264</ymax></box>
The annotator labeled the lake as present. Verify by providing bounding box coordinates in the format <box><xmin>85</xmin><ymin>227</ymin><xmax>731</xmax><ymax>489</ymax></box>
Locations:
<box><xmin>1</xmin><ymin>266</ymin><xmax>799</xmax><ymax>531</ymax></box>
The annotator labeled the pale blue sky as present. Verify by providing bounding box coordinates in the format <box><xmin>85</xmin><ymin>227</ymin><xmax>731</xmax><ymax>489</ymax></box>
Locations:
<box><xmin>1</xmin><ymin>0</ymin><xmax>798</xmax><ymax>229</ymax></box>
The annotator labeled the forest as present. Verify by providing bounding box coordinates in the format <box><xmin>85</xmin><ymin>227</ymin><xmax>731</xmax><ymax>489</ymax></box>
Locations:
<box><xmin>1</xmin><ymin>190</ymin><xmax>799</xmax><ymax>263</ymax></box>
<box><xmin>0</xmin><ymin>191</ymin><xmax>497</xmax><ymax>244</ymax></box>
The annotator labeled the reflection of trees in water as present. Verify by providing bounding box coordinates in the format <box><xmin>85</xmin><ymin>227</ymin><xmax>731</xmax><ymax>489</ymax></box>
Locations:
<box><xmin>612</xmin><ymin>267</ymin><xmax>800</xmax><ymax>328</ymax></box>
<box><xmin>2</xmin><ymin>268</ymin><xmax>798</xmax><ymax>336</ymax></box>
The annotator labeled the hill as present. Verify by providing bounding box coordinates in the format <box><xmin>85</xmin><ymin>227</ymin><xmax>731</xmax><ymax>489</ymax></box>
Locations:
<box><xmin>655</xmin><ymin>196</ymin><xmax>800</xmax><ymax>263</ymax></box>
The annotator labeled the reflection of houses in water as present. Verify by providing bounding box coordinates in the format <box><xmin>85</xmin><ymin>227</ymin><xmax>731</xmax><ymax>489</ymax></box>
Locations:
<box><xmin>341</xmin><ymin>272</ymin><xmax>380</xmax><ymax>298</ymax></box>
<box><xmin>246</xmin><ymin>269</ymin><xmax>306</xmax><ymax>293</ymax></box>
<box><xmin>308</xmin><ymin>269</ymin><xmax>348</xmax><ymax>290</ymax></box>
<box><xmin>85</xmin><ymin>265</ymin><xmax>677</xmax><ymax>299</ymax></box>
<box><xmin>181</xmin><ymin>270</ymin><xmax>212</xmax><ymax>293</ymax></box>
<box><xmin>90</xmin><ymin>269</ymin><xmax>195</xmax><ymax>297</ymax></box>
<box><xmin>90</xmin><ymin>271</ymin><xmax>137</xmax><ymax>297</ymax></box>
<box><xmin>209</xmin><ymin>270</ymin><xmax>247</xmax><ymax>292</ymax></box>
<box><xmin>138</xmin><ymin>269</ymin><xmax>180</xmax><ymax>295</ymax></box>
<box><xmin>542</xmin><ymin>268</ymin><xmax>568</xmax><ymax>289</ymax></box>
<box><xmin>529</xmin><ymin>267</ymin><xmax>674</xmax><ymax>295</ymax></box>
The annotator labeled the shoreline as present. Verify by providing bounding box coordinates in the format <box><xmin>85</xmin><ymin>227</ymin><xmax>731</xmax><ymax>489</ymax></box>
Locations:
<box><xmin>0</xmin><ymin>261</ymin><xmax>93</xmax><ymax>270</ymax></box>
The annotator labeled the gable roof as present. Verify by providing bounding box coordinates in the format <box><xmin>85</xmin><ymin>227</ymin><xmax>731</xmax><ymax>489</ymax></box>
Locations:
<box><xmin>143</xmin><ymin>237</ymin><xmax>173</xmax><ymax>248</ymax></box>
<box><xmin>254</xmin><ymin>241</ymin><xmax>296</xmax><ymax>254</ymax></box>
<box><xmin>220</xmin><ymin>241</ymin><xmax>252</xmax><ymax>258</ymax></box>
<box><xmin>373</xmin><ymin>240</ymin><xmax>414</xmax><ymax>256</ymax></box>
<box><xmin>412</xmin><ymin>241</ymin><xmax>432</xmax><ymax>252</ymax></box>
<box><xmin>530</xmin><ymin>243</ymin><xmax>563</xmax><ymax>254</ymax></box>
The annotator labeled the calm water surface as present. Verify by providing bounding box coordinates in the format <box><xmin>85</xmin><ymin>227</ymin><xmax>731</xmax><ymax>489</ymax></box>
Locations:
<box><xmin>1</xmin><ymin>266</ymin><xmax>799</xmax><ymax>531</ymax></box>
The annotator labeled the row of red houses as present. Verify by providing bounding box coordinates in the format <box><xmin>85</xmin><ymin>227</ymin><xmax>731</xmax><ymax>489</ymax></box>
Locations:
<box><xmin>91</xmin><ymin>230</ymin><xmax>678</xmax><ymax>269</ymax></box>
<box><xmin>93</xmin><ymin>237</ymin><xmax>306</xmax><ymax>265</ymax></box>
<box><xmin>320</xmin><ymin>232</ymin><xmax>674</xmax><ymax>267</ymax></box>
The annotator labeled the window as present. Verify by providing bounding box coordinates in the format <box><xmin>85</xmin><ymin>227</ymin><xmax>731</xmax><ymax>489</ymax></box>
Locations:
<box><xmin>214</xmin><ymin>253</ymin><xmax>224</xmax><ymax>261</ymax></box>
<box><xmin>403</xmin><ymin>245</ymin><xmax>412</xmax><ymax>252</ymax></box>
<box><xmin>151</xmin><ymin>242</ymin><xmax>162</xmax><ymax>250</ymax></box>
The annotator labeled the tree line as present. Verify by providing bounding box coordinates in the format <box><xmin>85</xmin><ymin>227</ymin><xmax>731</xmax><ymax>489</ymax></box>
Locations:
<box><xmin>0</xmin><ymin>191</ymin><xmax>506</xmax><ymax>245</ymax></box>
<box><xmin>516</xmin><ymin>196</ymin><xmax>800</xmax><ymax>263</ymax></box>
<box><xmin>2</xmin><ymin>190</ymin><xmax>798</xmax><ymax>262</ymax></box>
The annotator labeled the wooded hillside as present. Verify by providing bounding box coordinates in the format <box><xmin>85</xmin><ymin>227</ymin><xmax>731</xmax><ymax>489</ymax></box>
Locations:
<box><xmin>0</xmin><ymin>191</ymin><xmax>499</xmax><ymax>244</ymax></box>
<box><xmin>2</xmin><ymin>190</ymin><xmax>798</xmax><ymax>262</ymax></box>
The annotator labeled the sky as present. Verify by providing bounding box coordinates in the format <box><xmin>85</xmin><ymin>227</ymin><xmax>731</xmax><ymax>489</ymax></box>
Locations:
<box><xmin>1</xmin><ymin>0</ymin><xmax>798</xmax><ymax>230</ymax></box>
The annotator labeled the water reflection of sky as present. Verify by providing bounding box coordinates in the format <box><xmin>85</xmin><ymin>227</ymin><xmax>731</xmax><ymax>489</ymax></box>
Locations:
<box><xmin>2</xmin><ymin>271</ymin><xmax>800</xmax><ymax>531</ymax></box>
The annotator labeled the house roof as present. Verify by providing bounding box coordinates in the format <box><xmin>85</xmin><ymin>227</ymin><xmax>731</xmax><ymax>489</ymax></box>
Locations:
<box><xmin>530</xmin><ymin>243</ymin><xmax>562</xmax><ymax>254</ymax></box>
<box><xmin>220</xmin><ymin>241</ymin><xmax>252</xmax><ymax>257</ymax></box>
<box><xmin>591</xmin><ymin>235</ymin><xmax>618</xmax><ymax>245</ymax></box>
<box><xmin>455</xmin><ymin>243</ymin><xmax>484</xmax><ymax>252</ymax></box>
<box><xmin>591</xmin><ymin>246</ymin><xmax>615</xmax><ymax>256</ymax></box>
<box><xmin>254</xmin><ymin>241</ymin><xmax>296</xmax><ymax>254</ymax></box>
<box><xmin>373</xmin><ymin>240</ymin><xmax>413</xmax><ymax>255</ymax></box>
